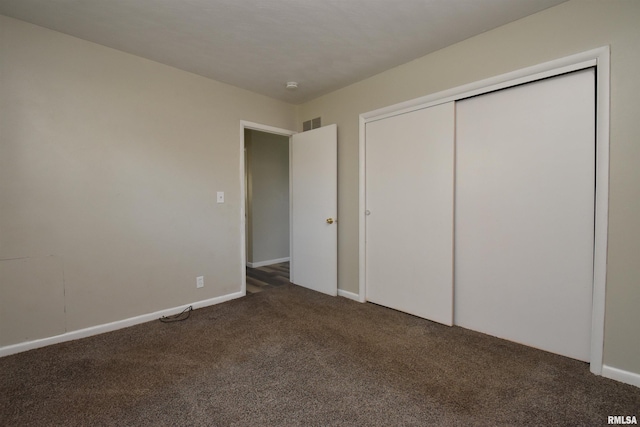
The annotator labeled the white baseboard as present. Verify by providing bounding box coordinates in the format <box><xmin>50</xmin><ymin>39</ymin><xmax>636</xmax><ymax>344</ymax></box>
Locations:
<box><xmin>0</xmin><ymin>291</ymin><xmax>244</xmax><ymax>358</ymax></box>
<box><xmin>247</xmin><ymin>257</ymin><xmax>290</xmax><ymax>268</ymax></box>
<box><xmin>338</xmin><ymin>289</ymin><xmax>361</xmax><ymax>302</ymax></box>
<box><xmin>602</xmin><ymin>364</ymin><xmax>640</xmax><ymax>388</ymax></box>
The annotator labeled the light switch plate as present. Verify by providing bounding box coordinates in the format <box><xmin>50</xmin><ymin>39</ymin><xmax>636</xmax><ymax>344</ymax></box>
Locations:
<box><xmin>217</xmin><ymin>191</ymin><xmax>224</xmax><ymax>203</ymax></box>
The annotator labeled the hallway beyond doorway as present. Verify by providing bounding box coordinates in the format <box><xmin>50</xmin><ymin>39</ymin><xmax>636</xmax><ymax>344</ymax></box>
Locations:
<box><xmin>246</xmin><ymin>262</ymin><xmax>290</xmax><ymax>294</ymax></box>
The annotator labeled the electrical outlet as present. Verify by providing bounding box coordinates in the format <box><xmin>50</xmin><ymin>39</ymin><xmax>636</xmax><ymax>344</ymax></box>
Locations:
<box><xmin>217</xmin><ymin>191</ymin><xmax>224</xmax><ymax>203</ymax></box>
<box><xmin>196</xmin><ymin>276</ymin><xmax>204</xmax><ymax>288</ymax></box>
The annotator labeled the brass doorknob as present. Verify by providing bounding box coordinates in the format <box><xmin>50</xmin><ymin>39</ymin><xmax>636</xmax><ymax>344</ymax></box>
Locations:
<box><xmin>326</xmin><ymin>218</ymin><xmax>335</xmax><ymax>224</ymax></box>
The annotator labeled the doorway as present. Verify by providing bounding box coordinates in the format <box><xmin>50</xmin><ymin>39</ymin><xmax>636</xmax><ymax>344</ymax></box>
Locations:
<box><xmin>240</xmin><ymin>120</ymin><xmax>338</xmax><ymax>297</ymax></box>
<box><xmin>244</xmin><ymin>128</ymin><xmax>291</xmax><ymax>293</ymax></box>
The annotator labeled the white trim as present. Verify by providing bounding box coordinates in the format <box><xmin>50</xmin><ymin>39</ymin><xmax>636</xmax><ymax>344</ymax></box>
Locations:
<box><xmin>338</xmin><ymin>289</ymin><xmax>361</xmax><ymax>302</ymax></box>
<box><xmin>247</xmin><ymin>257</ymin><xmax>290</xmax><ymax>268</ymax></box>
<box><xmin>602</xmin><ymin>365</ymin><xmax>640</xmax><ymax>389</ymax></box>
<box><xmin>289</xmin><ymin>134</ymin><xmax>294</xmax><ymax>284</ymax></box>
<box><xmin>359</xmin><ymin>46</ymin><xmax>610</xmax><ymax>375</ymax></box>
<box><xmin>590</xmin><ymin>48</ymin><xmax>610</xmax><ymax>376</ymax></box>
<box><xmin>358</xmin><ymin>115</ymin><xmax>367</xmax><ymax>303</ymax></box>
<box><xmin>239</xmin><ymin>121</ymin><xmax>296</xmax><ymax>296</ymax></box>
<box><xmin>241</xmin><ymin>121</ymin><xmax>297</xmax><ymax>136</ymax></box>
<box><xmin>0</xmin><ymin>291</ymin><xmax>243</xmax><ymax>358</ymax></box>
<box><xmin>362</xmin><ymin>51</ymin><xmax>600</xmax><ymax>122</ymax></box>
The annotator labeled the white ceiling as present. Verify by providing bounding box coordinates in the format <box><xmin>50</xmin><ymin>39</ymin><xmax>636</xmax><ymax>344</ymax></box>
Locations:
<box><xmin>0</xmin><ymin>0</ymin><xmax>567</xmax><ymax>104</ymax></box>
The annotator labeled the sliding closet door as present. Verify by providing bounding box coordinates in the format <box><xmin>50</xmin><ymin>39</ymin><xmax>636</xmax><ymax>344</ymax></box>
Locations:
<box><xmin>366</xmin><ymin>102</ymin><xmax>454</xmax><ymax>325</ymax></box>
<box><xmin>454</xmin><ymin>69</ymin><xmax>595</xmax><ymax>361</ymax></box>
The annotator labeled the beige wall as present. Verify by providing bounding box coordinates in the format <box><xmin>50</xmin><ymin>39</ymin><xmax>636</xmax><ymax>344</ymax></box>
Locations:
<box><xmin>245</xmin><ymin>130</ymin><xmax>290</xmax><ymax>264</ymax></box>
<box><xmin>0</xmin><ymin>15</ymin><xmax>295</xmax><ymax>346</ymax></box>
<box><xmin>297</xmin><ymin>0</ymin><xmax>640</xmax><ymax>374</ymax></box>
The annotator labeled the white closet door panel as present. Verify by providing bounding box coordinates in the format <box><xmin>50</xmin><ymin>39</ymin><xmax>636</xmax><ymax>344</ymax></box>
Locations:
<box><xmin>366</xmin><ymin>102</ymin><xmax>454</xmax><ymax>325</ymax></box>
<box><xmin>455</xmin><ymin>69</ymin><xmax>595</xmax><ymax>361</ymax></box>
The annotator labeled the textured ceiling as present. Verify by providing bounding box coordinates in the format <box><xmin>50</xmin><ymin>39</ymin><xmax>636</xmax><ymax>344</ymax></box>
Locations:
<box><xmin>0</xmin><ymin>0</ymin><xmax>567</xmax><ymax>104</ymax></box>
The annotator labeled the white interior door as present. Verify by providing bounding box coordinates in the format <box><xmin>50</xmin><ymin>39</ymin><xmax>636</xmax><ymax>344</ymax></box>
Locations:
<box><xmin>291</xmin><ymin>124</ymin><xmax>338</xmax><ymax>296</ymax></box>
<box><xmin>365</xmin><ymin>102</ymin><xmax>455</xmax><ymax>325</ymax></box>
<box><xmin>454</xmin><ymin>69</ymin><xmax>595</xmax><ymax>361</ymax></box>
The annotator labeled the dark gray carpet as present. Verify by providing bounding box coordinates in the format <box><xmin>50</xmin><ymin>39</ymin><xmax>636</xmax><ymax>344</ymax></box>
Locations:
<box><xmin>1</xmin><ymin>284</ymin><xmax>638</xmax><ymax>426</ymax></box>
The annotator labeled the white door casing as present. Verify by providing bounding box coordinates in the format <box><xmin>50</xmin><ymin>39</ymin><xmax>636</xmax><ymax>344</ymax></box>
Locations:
<box><xmin>360</xmin><ymin>48</ymin><xmax>609</xmax><ymax>373</ymax></box>
<box><xmin>290</xmin><ymin>124</ymin><xmax>338</xmax><ymax>296</ymax></box>
<box><xmin>365</xmin><ymin>102</ymin><xmax>455</xmax><ymax>325</ymax></box>
<box><xmin>240</xmin><ymin>121</ymin><xmax>296</xmax><ymax>295</ymax></box>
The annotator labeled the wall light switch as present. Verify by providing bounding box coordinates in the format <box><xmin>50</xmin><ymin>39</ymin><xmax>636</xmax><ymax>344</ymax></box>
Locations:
<box><xmin>217</xmin><ymin>191</ymin><xmax>224</xmax><ymax>203</ymax></box>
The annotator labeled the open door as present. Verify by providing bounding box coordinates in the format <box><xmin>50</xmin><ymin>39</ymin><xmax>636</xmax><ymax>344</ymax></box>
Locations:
<box><xmin>290</xmin><ymin>124</ymin><xmax>338</xmax><ymax>296</ymax></box>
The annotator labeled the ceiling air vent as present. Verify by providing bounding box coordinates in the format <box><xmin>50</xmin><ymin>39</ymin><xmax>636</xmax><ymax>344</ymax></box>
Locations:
<box><xmin>303</xmin><ymin>117</ymin><xmax>321</xmax><ymax>131</ymax></box>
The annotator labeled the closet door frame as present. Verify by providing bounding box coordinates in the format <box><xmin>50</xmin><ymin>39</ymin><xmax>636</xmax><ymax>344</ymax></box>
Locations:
<box><xmin>358</xmin><ymin>46</ymin><xmax>610</xmax><ymax>375</ymax></box>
